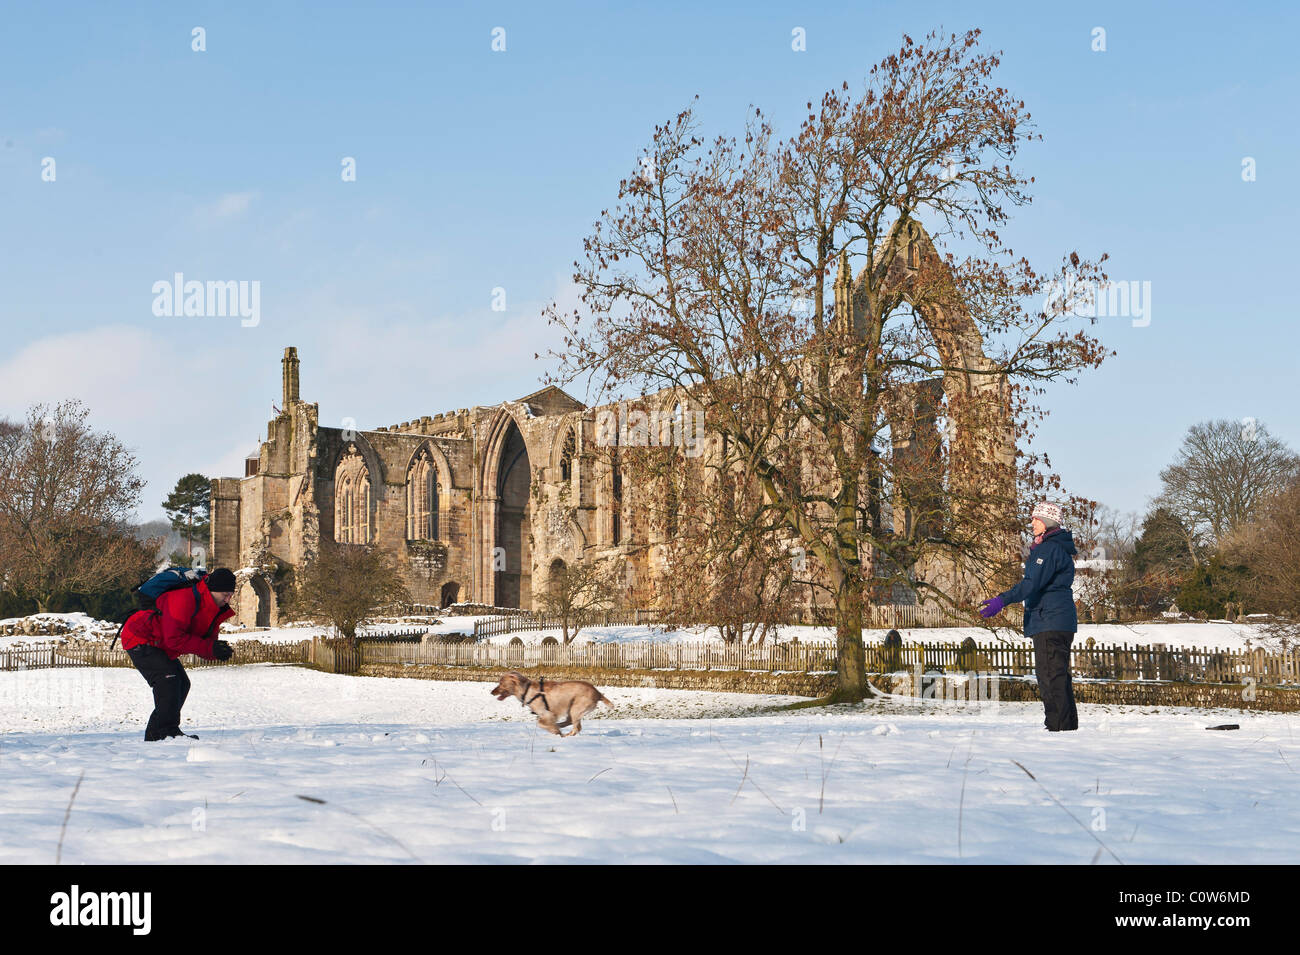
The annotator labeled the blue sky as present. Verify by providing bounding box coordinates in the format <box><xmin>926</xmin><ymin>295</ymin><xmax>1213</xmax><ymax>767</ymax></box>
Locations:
<box><xmin>1</xmin><ymin>0</ymin><xmax>1296</xmax><ymax>523</ymax></box>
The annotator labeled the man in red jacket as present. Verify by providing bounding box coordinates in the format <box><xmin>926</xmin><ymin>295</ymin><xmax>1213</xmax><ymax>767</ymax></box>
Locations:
<box><xmin>122</xmin><ymin>567</ymin><xmax>237</xmax><ymax>740</ymax></box>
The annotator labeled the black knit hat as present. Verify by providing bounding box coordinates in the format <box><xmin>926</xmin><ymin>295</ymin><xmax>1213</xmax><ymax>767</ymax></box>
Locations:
<box><xmin>206</xmin><ymin>568</ymin><xmax>237</xmax><ymax>592</ymax></box>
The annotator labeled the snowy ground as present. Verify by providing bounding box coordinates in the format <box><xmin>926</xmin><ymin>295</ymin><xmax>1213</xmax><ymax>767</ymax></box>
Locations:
<box><xmin>1</xmin><ymin>664</ymin><xmax>1295</xmax><ymax>864</ymax></box>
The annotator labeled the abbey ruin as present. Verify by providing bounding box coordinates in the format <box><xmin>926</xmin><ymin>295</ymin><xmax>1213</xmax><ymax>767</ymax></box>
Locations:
<box><xmin>209</xmin><ymin>220</ymin><xmax>1017</xmax><ymax>629</ymax></box>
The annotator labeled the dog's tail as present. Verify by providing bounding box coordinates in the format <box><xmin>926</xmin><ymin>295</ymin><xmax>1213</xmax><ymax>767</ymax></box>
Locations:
<box><xmin>597</xmin><ymin>692</ymin><xmax>613</xmax><ymax>708</ymax></box>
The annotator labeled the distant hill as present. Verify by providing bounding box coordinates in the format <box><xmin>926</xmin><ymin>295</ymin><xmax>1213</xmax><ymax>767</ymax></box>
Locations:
<box><xmin>132</xmin><ymin>520</ymin><xmax>186</xmax><ymax>561</ymax></box>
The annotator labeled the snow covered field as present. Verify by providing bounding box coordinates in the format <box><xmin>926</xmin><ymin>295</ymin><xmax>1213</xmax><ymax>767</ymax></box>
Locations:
<box><xmin>2</xmin><ymin>664</ymin><xmax>1295</xmax><ymax>864</ymax></box>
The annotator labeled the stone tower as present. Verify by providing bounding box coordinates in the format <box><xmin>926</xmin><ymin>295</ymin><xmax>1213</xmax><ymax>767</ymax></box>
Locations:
<box><xmin>282</xmin><ymin>346</ymin><xmax>300</xmax><ymax>409</ymax></box>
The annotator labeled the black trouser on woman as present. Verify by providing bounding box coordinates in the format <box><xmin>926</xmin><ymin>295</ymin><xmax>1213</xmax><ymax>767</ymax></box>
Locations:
<box><xmin>126</xmin><ymin>644</ymin><xmax>191</xmax><ymax>740</ymax></box>
<box><xmin>1031</xmin><ymin>630</ymin><xmax>1078</xmax><ymax>731</ymax></box>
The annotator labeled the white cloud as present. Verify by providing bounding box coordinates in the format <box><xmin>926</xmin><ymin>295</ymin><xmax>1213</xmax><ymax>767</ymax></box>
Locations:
<box><xmin>197</xmin><ymin>191</ymin><xmax>257</xmax><ymax>222</ymax></box>
<box><xmin>0</xmin><ymin>325</ymin><xmax>246</xmax><ymax>521</ymax></box>
<box><xmin>0</xmin><ymin>273</ymin><xmax>588</xmax><ymax>522</ymax></box>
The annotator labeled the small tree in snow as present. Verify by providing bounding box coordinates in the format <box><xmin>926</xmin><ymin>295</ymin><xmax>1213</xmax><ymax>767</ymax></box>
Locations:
<box><xmin>286</xmin><ymin>540</ymin><xmax>411</xmax><ymax>644</ymax></box>
<box><xmin>536</xmin><ymin>559</ymin><xmax>622</xmax><ymax>644</ymax></box>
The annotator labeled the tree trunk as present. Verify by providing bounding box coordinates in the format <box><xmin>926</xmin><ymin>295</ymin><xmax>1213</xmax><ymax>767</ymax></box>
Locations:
<box><xmin>831</xmin><ymin>579</ymin><xmax>867</xmax><ymax>702</ymax></box>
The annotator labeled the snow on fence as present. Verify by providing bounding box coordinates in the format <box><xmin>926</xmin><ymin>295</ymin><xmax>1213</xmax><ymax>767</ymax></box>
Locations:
<box><xmin>0</xmin><ymin>641</ymin><xmax>309</xmax><ymax>672</ymax></box>
<box><xmin>357</xmin><ymin>638</ymin><xmax>1300</xmax><ymax>685</ymax></box>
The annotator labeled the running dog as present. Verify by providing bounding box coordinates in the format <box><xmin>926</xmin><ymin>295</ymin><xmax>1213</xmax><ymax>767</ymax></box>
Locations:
<box><xmin>489</xmin><ymin>671</ymin><xmax>611</xmax><ymax>736</ymax></box>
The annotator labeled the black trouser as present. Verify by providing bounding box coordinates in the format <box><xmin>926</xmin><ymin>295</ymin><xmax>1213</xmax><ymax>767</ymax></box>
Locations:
<box><xmin>1031</xmin><ymin>630</ymin><xmax>1078</xmax><ymax>731</ymax></box>
<box><xmin>126</xmin><ymin>644</ymin><xmax>191</xmax><ymax>740</ymax></box>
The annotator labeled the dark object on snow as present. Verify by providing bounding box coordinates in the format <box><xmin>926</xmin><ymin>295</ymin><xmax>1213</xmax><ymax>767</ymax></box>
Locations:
<box><xmin>125</xmin><ymin>644</ymin><xmax>193</xmax><ymax>741</ymax></box>
<box><xmin>1205</xmin><ymin>724</ymin><xmax>1240</xmax><ymax>731</ymax></box>
<box><xmin>1032</xmin><ymin>630</ymin><xmax>1078</xmax><ymax>731</ymax></box>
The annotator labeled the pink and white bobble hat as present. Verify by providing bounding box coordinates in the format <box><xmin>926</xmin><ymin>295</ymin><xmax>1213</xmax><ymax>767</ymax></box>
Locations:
<box><xmin>1031</xmin><ymin>501</ymin><xmax>1064</xmax><ymax>525</ymax></box>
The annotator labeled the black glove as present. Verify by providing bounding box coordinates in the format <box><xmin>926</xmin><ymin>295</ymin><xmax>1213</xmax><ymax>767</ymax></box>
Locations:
<box><xmin>213</xmin><ymin>640</ymin><xmax>234</xmax><ymax>662</ymax></box>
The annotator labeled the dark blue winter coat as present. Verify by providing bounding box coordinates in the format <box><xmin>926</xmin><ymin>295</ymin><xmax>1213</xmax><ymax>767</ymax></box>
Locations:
<box><xmin>999</xmin><ymin>527</ymin><xmax>1078</xmax><ymax>636</ymax></box>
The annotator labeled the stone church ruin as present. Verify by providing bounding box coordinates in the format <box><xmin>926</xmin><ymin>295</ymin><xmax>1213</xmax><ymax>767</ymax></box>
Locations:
<box><xmin>210</xmin><ymin>220</ymin><xmax>1016</xmax><ymax>629</ymax></box>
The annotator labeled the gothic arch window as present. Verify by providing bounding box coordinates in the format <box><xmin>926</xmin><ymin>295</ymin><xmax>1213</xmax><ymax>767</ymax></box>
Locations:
<box><xmin>559</xmin><ymin>428</ymin><xmax>576</xmax><ymax>484</ymax></box>
<box><xmin>664</xmin><ymin>472</ymin><xmax>680</xmax><ymax>540</ymax></box>
<box><xmin>336</xmin><ymin>474</ymin><xmax>354</xmax><ymax>542</ymax></box>
<box><xmin>359</xmin><ymin>474</ymin><xmax>372</xmax><ymax>544</ymax></box>
<box><xmin>334</xmin><ymin>446</ymin><xmax>372</xmax><ymax>544</ymax></box>
<box><xmin>406</xmin><ymin>448</ymin><xmax>441</xmax><ymax>541</ymax></box>
<box><xmin>610</xmin><ymin>447</ymin><xmax>623</xmax><ymax>545</ymax></box>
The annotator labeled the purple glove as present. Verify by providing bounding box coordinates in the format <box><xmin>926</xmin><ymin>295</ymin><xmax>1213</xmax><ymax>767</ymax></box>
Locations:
<box><xmin>979</xmin><ymin>597</ymin><xmax>1004</xmax><ymax>619</ymax></box>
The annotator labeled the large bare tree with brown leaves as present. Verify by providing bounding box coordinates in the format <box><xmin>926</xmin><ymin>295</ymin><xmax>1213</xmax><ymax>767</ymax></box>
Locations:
<box><xmin>0</xmin><ymin>401</ymin><xmax>152</xmax><ymax>612</ymax></box>
<box><xmin>548</xmin><ymin>31</ymin><xmax>1110</xmax><ymax>701</ymax></box>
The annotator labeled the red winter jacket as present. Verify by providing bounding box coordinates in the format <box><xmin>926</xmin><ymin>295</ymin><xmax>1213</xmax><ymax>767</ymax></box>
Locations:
<box><xmin>121</xmin><ymin>579</ymin><xmax>235</xmax><ymax>660</ymax></box>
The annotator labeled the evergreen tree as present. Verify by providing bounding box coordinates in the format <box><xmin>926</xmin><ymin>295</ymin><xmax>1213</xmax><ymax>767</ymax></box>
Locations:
<box><xmin>162</xmin><ymin>473</ymin><xmax>211</xmax><ymax>560</ymax></box>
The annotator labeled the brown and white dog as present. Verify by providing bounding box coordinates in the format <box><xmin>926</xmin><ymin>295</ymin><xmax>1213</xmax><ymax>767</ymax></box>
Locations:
<box><xmin>489</xmin><ymin>671</ymin><xmax>611</xmax><ymax>736</ymax></box>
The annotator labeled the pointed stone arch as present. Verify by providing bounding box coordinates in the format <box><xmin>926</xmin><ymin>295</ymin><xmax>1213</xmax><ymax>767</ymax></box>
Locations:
<box><xmin>333</xmin><ymin>442</ymin><xmax>377</xmax><ymax>544</ymax></box>
<box><xmin>842</xmin><ymin>217</ymin><xmax>1018</xmax><ymax>598</ymax></box>
<box><xmin>478</xmin><ymin>406</ymin><xmax>538</xmax><ymax>608</ymax></box>
<box><xmin>405</xmin><ymin>441</ymin><xmax>453</xmax><ymax>541</ymax></box>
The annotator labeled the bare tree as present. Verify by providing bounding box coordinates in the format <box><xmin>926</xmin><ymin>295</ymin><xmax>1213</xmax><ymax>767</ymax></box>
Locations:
<box><xmin>536</xmin><ymin>558</ymin><xmax>623</xmax><ymax>644</ymax></box>
<box><xmin>648</xmin><ymin>442</ymin><xmax>800</xmax><ymax>643</ymax></box>
<box><xmin>0</xmin><ymin>402</ymin><xmax>150</xmax><ymax>612</ymax></box>
<box><xmin>1222</xmin><ymin>477</ymin><xmax>1300</xmax><ymax>648</ymax></box>
<box><xmin>547</xmin><ymin>31</ymin><xmax>1108</xmax><ymax>700</ymax></box>
<box><xmin>1156</xmin><ymin>419</ymin><xmax>1299</xmax><ymax>560</ymax></box>
<box><xmin>285</xmin><ymin>540</ymin><xmax>411</xmax><ymax>643</ymax></box>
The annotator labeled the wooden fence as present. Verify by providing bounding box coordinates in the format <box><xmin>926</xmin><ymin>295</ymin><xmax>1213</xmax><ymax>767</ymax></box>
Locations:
<box><xmin>470</xmin><ymin>604</ymin><xmax>1017</xmax><ymax>639</ymax></box>
<box><xmin>5</xmin><ymin>632</ymin><xmax>1293</xmax><ymax>688</ymax></box>
<box><xmin>471</xmin><ymin>609</ymin><xmax>664</xmax><ymax>640</ymax></box>
<box><xmin>357</xmin><ymin>638</ymin><xmax>1300</xmax><ymax>686</ymax></box>
<box><xmin>0</xmin><ymin>640</ymin><xmax>308</xmax><ymax>672</ymax></box>
<box><xmin>308</xmin><ymin>637</ymin><xmax>362</xmax><ymax>674</ymax></box>
<box><xmin>866</xmin><ymin>603</ymin><xmax>1022</xmax><ymax>629</ymax></box>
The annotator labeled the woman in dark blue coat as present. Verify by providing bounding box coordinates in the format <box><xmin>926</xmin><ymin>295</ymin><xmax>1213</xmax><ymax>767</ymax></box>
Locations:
<box><xmin>980</xmin><ymin>501</ymin><xmax>1079</xmax><ymax>731</ymax></box>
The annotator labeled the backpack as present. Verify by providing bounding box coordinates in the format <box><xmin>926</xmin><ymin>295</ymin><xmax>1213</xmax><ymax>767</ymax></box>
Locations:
<box><xmin>112</xmin><ymin>567</ymin><xmax>209</xmax><ymax>649</ymax></box>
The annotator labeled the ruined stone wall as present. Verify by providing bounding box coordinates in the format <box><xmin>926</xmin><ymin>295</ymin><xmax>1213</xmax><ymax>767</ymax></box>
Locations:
<box><xmin>212</xmin><ymin>227</ymin><xmax>1019</xmax><ymax>626</ymax></box>
<box><xmin>314</xmin><ymin>423</ymin><xmax>477</xmax><ymax>608</ymax></box>
<box><xmin>210</xmin><ymin>478</ymin><xmax>242</xmax><ymax>570</ymax></box>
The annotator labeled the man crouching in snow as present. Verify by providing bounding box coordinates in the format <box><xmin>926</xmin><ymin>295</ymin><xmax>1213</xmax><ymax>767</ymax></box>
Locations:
<box><xmin>121</xmin><ymin>567</ymin><xmax>237</xmax><ymax>740</ymax></box>
<box><xmin>979</xmin><ymin>502</ymin><xmax>1079</xmax><ymax>732</ymax></box>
